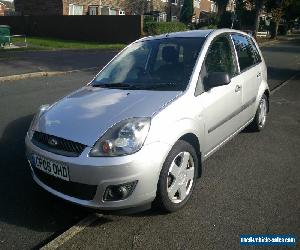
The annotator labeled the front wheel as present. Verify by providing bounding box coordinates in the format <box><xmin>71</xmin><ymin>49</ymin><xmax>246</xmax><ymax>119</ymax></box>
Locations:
<box><xmin>155</xmin><ymin>140</ymin><xmax>198</xmax><ymax>213</ymax></box>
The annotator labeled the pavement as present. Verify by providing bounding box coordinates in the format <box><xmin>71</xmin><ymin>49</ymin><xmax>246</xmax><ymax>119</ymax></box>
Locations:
<box><xmin>0</xmin><ymin>35</ymin><xmax>299</xmax><ymax>250</ymax></box>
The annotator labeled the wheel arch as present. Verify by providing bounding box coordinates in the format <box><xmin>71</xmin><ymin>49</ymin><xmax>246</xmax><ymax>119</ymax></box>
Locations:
<box><xmin>264</xmin><ymin>89</ymin><xmax>270</xmax><ymax>113</ymax></box>
<box><xmin>179</xmin><ymin>133</ymin><xmax>202</xmax><ymax>178</ymax></box>
<box><xmin>255</xmin><ymin>80</ymin><xmax>270</xmax><ymax>113</ymax></box>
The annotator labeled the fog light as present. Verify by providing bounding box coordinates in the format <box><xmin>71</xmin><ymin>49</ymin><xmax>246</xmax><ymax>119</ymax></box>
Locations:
<box><xmin>104</xmin><ymin>181</ymin><xmax>138</xmax><ymax>201</ymax></box>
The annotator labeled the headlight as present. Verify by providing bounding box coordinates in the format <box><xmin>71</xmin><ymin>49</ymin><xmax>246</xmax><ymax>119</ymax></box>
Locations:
<box><xmin>28</xmin><ymin>104</ymin><xmax>50</xmax><ymax>139</ymax></box>
<box><xmin>90</xmin><ymin>118</ymin><xmax>151</xmax><ymax>157</ymax></box>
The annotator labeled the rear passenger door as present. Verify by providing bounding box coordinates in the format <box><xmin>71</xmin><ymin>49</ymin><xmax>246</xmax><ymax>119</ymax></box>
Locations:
<box><xmin>231</xmin><ymin>33</ymin><xmax>262</xmax><ymax>122</ymax></box>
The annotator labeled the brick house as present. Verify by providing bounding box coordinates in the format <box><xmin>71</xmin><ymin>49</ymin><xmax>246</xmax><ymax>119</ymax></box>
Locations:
<box><xmin>14</xmin><ymin>0</ymin><xmax>217</xmax><ymax>21</ymax></box>
<box><xmin>14</xmin><ymin>0</ymin><xmax>126</xmax><ymax>16</ymax></box>
<box><xmin>159</xmin><ymin>0</ymin><xmax>217</xmax><ymax>23</ymax></box>
<box><xmin>193</xmin><ymin>0</ymin><xmax>216</xmax><ymax>23</ymax></box>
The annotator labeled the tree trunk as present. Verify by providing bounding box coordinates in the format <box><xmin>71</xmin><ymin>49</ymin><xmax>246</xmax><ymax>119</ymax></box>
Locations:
<box><xmin>217</xmin><ymin>2</ymin><xmax>226</xmax><ymax>18</ymax></box>
<box><xmin>167</xmin><ymin>0</ymin><xmax>172</xmax><ymax>22</ymax></box>
<box><xmin>274</xmin><ymin>21</ymin><xmax>280</xmax><ymax>39</ymax></box>
<box><xmin>253</xmin><ymin>9</ymin><xmax>260</xmax><ymax>37</ymax></box>
<box><xmin>253</xmin><ymin>0</ymin><xmax>263</xmax><ymax>38</ymax></box>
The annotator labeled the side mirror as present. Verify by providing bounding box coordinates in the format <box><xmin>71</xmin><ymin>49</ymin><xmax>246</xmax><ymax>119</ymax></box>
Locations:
<box><xmin>204</xmin><ymin>72</ymin><xmax>231</xmax><ymax>89</ymax></box>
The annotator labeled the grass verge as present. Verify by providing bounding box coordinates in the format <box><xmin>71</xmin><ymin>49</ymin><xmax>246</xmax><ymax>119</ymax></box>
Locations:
<box><xmin>2</xmin><ymin>36</ymin><xmax>126</xmax><ymax>51</ymax></box>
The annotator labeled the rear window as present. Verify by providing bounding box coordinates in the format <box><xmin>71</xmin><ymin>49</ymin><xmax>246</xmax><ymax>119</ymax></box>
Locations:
<box><xmin>231</xmin><ymin>34</ymin><xmax>258</xmax><ymax>71</ymax></box>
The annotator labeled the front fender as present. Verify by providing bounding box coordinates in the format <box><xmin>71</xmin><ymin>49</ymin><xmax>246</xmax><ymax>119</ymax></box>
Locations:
<box><xmin>145</xmin><ymin>116</ymin><xmax>205</xmax><ymax>154</ymax></box>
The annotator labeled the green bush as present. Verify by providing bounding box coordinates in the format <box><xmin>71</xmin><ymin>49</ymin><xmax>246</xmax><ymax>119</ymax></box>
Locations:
<box><xmin>199</xmin><ymin>24</ymin><xmax>218</xmax><ymax>30</ymax></box>
<box><xmin>144</xmin><ymin>22</ymin><xmax>187</xmax><ymax>36</ymax></box>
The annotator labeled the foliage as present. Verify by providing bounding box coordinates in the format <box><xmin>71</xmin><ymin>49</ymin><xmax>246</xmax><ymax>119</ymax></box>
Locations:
<box><xmin>265</xmin><ymin>0</ymin><xmax>296</xmax><ymax>38</ymax></box>
<box><xmin>234</xmin><ymin>9</ymin><xmax>256</xmax><ymax>30</ymax></box>
<box><xmin>212</xmin><ymin>0</ymin><xmax>230</xmax><ymax>16</ymax></box>
<box><xmin>233</xmin><ymin>0</ymin><xmax>299</xmax><ymax>36</ymax></box>
<box><xmin>218</xmin><ymin>11</ymin><xmax>233</xmax><ymax>28</ymax></box>
<box><xmin>193</xmin><ymin>13</ymin><xmax>219</xmax><ymax>29</ymax></box>
<box><xmin>198</xmin><ymin>24</ymin><xmax>218</xmax><ymax>29</ymax></box>
<box><xmin>180</xmin><ymin>0</ymin><xmax>194</xmax><ymax>24</ymax></box>
<box><xmin>143</xmin><ymin>22</ymin><xmax>187</xmax><ymax>36</ymax></box>
<box><xmin>283</xmin><ymin>0</ymin><xmax>300</xmax><ymax>21</ymax></box>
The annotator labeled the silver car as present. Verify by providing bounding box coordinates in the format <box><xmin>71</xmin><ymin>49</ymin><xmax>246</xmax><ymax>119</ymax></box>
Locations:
<box><xmin>25</xmin><ymin>29</ymin><xmax>269</xmax><ymax>213</ymax></box>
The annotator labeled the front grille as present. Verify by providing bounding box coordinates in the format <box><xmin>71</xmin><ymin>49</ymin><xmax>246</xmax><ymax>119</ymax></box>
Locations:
<box><xmin>33</xmin><ymin>168</ymin><xmax>97</xmax><ymax>201</ymax></box>
<box><xmin>32</xmin><ymin>131</ymin><xmax>86</xmax><ymax>157</ymax></box>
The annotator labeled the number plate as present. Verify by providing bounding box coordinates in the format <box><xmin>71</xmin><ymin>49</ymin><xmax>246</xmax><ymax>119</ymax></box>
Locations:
<box><xmin>33</xmin><ymin>154</ymin><xmax>70</xmax><ymax>181</ymax></box>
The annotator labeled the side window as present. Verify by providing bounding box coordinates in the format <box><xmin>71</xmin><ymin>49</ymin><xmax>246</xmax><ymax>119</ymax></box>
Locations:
<box><xmin>248</xmin><ymin>38</ymin><xmax>262</xmax><ymax>64</ymax></box>
<box><xmin>197</xmin><ymin>35</ymin><xmax>237</xmax><ymax>93</ymax></box>
<box><xmin>231</xmin><ymin>34</ymin><xmax>257</xmax><ymax>71</ymax></box>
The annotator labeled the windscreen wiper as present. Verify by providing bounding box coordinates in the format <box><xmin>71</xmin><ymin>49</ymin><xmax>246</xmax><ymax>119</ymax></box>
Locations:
<box><xmin>93</xmin><ymin>83</ymin><xmax>137</xmax><ymax>89</ymax></box>
<box><xmin>143</xmin><ymin>83</ymin><xmax>180</xmax><ymax>90</ymax></box>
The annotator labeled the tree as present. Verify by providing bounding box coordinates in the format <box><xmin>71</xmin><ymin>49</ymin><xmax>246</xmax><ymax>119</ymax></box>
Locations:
<box><xmin>284</xmin><ymin>0</ymin><xmax>300</xmax><ymax>22</ymax></box>
<box><xmin>253</xmin><ymin>0</ymin><xmax>266</xmax><ymax>36</ymax></box>
<box><xmin>265</xmin><ymin>0</ymin><xmax>294</xmax><ymax>38</ymax></box>
<box><xmin>212</xmin><ymin>0</ymin><xmax>230</xmax><ymax>17</ymax></box>
<box><xmin>180</xmin><ymin>0</ymin><xmax>194</xmax><ymax>24</ymax></box>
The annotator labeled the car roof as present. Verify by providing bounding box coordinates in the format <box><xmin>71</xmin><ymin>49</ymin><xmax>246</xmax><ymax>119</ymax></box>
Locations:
<box><xmin>140</xmin><ymin>29</ymin><xmax>215</xmax><ymax>42</ymax></box>
<box><xmin>139</xmin><ymin>29</ymin><xmax>251</xmax><ymax>42</ymax></box>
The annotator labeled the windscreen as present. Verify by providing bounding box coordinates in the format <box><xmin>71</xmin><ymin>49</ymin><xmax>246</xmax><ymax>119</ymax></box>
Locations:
<box><xmin>93</xmin><ymin>37</ymin><xmax>205</xmax><ymax>91</ymax></box>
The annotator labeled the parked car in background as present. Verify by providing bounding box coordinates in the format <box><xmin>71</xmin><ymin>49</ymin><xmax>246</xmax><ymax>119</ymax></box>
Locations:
<box><xmin>25</xmin><ymin>29</ymin><xmax>270</xmax><ymax>213</ymax></box>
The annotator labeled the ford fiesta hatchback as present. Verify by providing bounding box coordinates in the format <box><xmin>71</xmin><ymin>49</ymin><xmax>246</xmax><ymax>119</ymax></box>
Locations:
<box><xmin>26</xmin><ymin>29</ymin><xmax>270</xmax><ymax>212</ymax></box>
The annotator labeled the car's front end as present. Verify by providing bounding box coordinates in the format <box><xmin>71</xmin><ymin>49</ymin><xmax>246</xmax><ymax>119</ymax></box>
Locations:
<box><xmin>25</xmin><ymin>130</ymin><xmax>171</xmax><ymax>210</ymax></box>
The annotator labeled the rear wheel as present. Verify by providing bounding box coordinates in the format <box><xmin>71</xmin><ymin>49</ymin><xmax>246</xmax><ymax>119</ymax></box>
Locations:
<box><xmin>155</xmin><ymin>140</ymin><xmax>198</xmax><ymax>212</ymax></box>
<box><xmin>249</xmin><ymin>94</ymin><xmax>268</xmax><ymax>131</ymax></box>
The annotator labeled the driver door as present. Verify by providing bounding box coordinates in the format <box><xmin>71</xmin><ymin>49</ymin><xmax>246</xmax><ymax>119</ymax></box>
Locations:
<box><xmin>195</xmin><ymin>35</ymin><xmax>244</xmax><ymax>156</ymax></box>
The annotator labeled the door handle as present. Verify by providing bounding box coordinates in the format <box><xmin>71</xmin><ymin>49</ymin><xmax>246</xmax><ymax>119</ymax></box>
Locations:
<box><xmin>257</xmin><ymin>72</ymin><xmax>261</xmax><ymax>78</ymax></box>
<box><xmin>235</xmin><ymin>85</ymin><xmax>242</xmax><ymax>92</ymax></box>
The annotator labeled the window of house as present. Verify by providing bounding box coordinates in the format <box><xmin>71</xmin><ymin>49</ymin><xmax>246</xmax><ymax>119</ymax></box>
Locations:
<box><xmin>89</xmin><ymin>6</ymin><xmax>98</xmax><ymax>15</ymax></box>
<box><xmin>159</xmin><ymin>12</ymin><xmax>167</xmax><ymax>22</ymax></box>
<box><xmin>110</xmin><ymin>9</ymin><xmax>117</xmax><ymax>15</ymax></box>
<box><xmin>231</xmin><ymin>34</ymin><xmax>257</xmax><ymax>71</ymax></box>
<box><xmin>211</xmin><ymin>2</ymin><xmax>217</xmax><ymax>12</ymax></box>
<box><xmin>69</xmin><ymin>4</ymin><xmax>83</xmax><ymax>15</ymax></box>
<box><xmin>101</xmin><ymin>6</ymin><xmax>110</xmax><ymax>15</ymax></box>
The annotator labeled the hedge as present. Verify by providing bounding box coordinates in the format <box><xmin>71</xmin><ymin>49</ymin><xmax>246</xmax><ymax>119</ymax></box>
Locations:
<box><xmin>144</xmin><ymin>22</ymin><xmax>187</xmax><ymax>36</ymax></box>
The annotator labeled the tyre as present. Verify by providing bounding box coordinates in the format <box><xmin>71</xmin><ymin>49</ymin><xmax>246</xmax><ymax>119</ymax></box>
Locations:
<box><xmin>249</xmin><ymin>94</ymin><xmax>268</xmax><ymax>132</ymax></box>
<box><xmin>155</xmin><ymin>140</ymin><xmax>198</xmax><ymax>212</ymax></box>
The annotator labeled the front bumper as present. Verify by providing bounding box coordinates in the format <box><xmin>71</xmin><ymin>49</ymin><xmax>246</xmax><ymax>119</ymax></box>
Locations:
<box><xmin>25</xmin><ymin>134</ymin><xmax>171</xmax><ymax>210</ymax></box>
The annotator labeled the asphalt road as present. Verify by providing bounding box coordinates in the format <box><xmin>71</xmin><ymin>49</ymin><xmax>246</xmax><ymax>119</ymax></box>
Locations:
<box><xmin>0</xmin><ymin>50</ymin><xmax>117</xmax><ymax>77</ymax></box>
<box><xmin>0</xmin><ymin>37</ymin><xmax>299</xmax><ymax>250</ymax></box>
